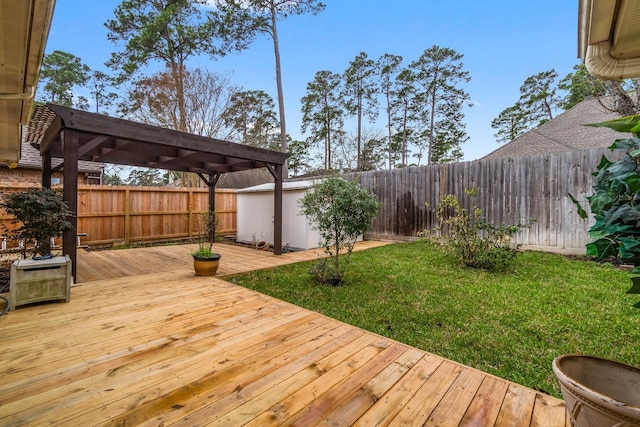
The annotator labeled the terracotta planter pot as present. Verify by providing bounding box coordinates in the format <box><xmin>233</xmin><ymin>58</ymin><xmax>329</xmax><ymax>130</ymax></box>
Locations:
<box><xmin>192</xmin><ymin>254</ymin><xmax>221</xmax><ymax>276</ymax></box>
<box><xmin>552</xmin><ymin>354</ymin><xmax>640</xmax><ymax>426</ymax></box>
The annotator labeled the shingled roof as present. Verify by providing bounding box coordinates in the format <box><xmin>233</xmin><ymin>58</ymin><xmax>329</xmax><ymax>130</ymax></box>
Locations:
<box><xmin>482</xmin><ymin>97</ymin><xmax>625</xmax><ymax>159</ymax></box>
<box><xmin>19</xmin><ymin>104</ymin><xmax>103</xmax><ymax>173</ymax></box>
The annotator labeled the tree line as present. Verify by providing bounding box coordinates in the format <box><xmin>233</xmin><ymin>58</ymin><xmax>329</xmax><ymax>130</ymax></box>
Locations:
<box><xmin>491</xmin><ymin>63</ymin><xmax>640</xmax><ymax>143</ymax></box>
<box><xmin>37</xmin><ymin>0</ymin><xmax>325</xmax><ymax>184</ymax></box>
<box><xmin>300</xmin><ymin>46</ymin><xmax>472</xmax><ymax>172</ymax></box>
<box><xmin>38</xmin><ymin>0</ymin><xmax>637</xmax><ymax>184</ymax></box>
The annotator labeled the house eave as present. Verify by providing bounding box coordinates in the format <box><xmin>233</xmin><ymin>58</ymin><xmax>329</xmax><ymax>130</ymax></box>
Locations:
<box><xmin>578</xmin><ymin>0</ymin><xmax>640</xmax><ymax>79</ymax></box>
<box><xmin>0</xmin><ymin>0</ymin><xmax>56</xmax><ymax>165</ymax></box>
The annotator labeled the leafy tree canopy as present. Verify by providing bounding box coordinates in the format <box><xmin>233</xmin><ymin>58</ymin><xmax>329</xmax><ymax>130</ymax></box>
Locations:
<box><xmin>37</xmin><ymin>50</ymin><xmax>90</xmax><ymax>108</ymax></box>
<box><xmin>493</xmin><ymin>63</ymin><xmax>640</xmax><ymax>145</ymax></box>
<box><xmin>209</xmin><ymin>0</ymin><xmax>326</xmax><ymax>174</ymax></box>
<box><xmin>105</xmin><ymin>0</ymin><xmax>224</xmax><ymax>79</ymax></box>
<box><xmin>126</xmin><ymin>168</ymin><xmax>169</xmax><ymax>187</ymax></box>
<box><xmin>222</xmin><ymin>90</ymin><xmax>279</xmax><ymax>149</ymax></box>
<box><xmin>408</xmin><ymin>45</ymin><xmax>471</xmax><ymax>164</ymax></box>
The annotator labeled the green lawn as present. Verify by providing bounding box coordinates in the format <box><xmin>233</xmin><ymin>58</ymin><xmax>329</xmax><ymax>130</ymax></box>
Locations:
<box><xmin>227</xmin><ymin>241</ymin><xmax>640</xmax><ymax>398</ymax></box>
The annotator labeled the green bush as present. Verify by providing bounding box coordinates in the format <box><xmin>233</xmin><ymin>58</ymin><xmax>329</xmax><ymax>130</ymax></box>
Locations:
<box><xmin>299</xmin><ymin>177</ymin><xmax>380</xmax><ymax>285</ymax></box>
<box><xmin>419</xmin><ymin>189</ymin><xmax>534</xmax><ymax>271</ymax></box>
<box><xmin>1</xmin><ymin>187</ymin><xmax>73</xmax><ymax>258</ymax></box>
<box><xmin>570</xmin><ymin>115</ymin><xmax>640</xmax><ymax>306</ymax></box>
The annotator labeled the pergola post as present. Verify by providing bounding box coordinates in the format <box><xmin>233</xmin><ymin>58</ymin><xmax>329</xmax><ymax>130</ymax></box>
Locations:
<box><xmin>273</xmin><ymin>164</ymin><xmax>283</xmax><ymax>255</ymax></box>
<box><xmin>62</xmin><ymin>129</ymin><xmax>78</xmax><ymax>281</ymax></box>
<box><xmin>42</xmin><ymin>150</ymin><xmax>51</xmax><ymax>189</ymax></box>
<box><xmin>207</xmin><ymin>173</ymin><xmax>221</xmax><ymax>243</ymax></box>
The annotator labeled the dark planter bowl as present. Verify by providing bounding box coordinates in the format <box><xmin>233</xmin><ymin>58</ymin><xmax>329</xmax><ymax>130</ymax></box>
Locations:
<box><xmin>192</xmin><ymin>253</ymin><xmax>221</xmax><ymax>276</ymax></box>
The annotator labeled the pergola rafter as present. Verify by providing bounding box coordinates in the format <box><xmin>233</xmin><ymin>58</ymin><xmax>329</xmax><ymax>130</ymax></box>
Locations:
<box><xmin>38</xmin><ymin>104</ymin><xmax>288</xmax><ymax>280</ymax></box>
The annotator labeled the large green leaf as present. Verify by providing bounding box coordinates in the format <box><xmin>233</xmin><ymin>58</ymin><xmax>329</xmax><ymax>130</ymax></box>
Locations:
<box><xmin>606</xmin><ymin>156</ymin><xmax>638</xmax><ymax>179</ymax></box>
<box><xmin>606</xmin><ymin>204</ymin><xmax>640</xmax><ymax>226</ymax></box>
<box><xmin>619</xmin><ymin>236</ymin><xmax>640</xmax><ymax>249</ymax></box>
<box><xmin>619</xmin><ymin>240</ymin><xmax>640</xmax><ymax>260</ymax></box>
<box><xmin>588</xmin><ymin>115</ymin><xmax>640</xmax><ymax>135</ymax></box>
<box><xmin>595</xmin><ymin>155</ymin><xmax>613</xmax><ymax>171</ymax></box>
<box><xmin>568</xmin><ymin>193</ymin><xmax>587</xmax><ymax>219</ymax></box>
<box><xmin>609</xmin><ymin>137</ymin><xmax>640</xmax><ymax>151</ymax></box>
<box><xmin>586</xmin><ymin>238</ymin><xmax>618</xmax><ymax>259</ymax></box>
<box><xmin>624</xmin><ymin>175</ymin><xmax>640</xmax><ymax>194</ymax></box>
<box><xmin>627</xmin><ymin>276</ymin><xmax>640</xmax><ymax>295</ymax></box>
<box><xmin>587</xmin><ymin>193</ymin><xmax>613</xmax><ymax>215</ymax></box>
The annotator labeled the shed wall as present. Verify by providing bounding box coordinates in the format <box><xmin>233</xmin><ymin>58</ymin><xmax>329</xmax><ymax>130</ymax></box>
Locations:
<box><xmin>237</xmin><ymin>187</ymin><xmax>321</xmax><ymax>250</ymax></box>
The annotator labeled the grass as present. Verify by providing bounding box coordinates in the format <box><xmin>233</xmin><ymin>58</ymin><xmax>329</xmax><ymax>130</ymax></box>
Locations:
<box><xmin>227</xmin><ymin>241</ymin><xmax>640</xmax><ymax>398</ymax></box>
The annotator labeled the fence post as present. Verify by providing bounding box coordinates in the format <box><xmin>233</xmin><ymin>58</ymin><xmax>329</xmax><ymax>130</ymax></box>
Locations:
<box><xmin>188</xmin><ymin>191</ymin><xmax>193</xmax><ymax>238</ymax></box>
<box><xmin>124</xmin><ymin>188</ymin><xmax>130</xmax><ymax>245</ymax></box>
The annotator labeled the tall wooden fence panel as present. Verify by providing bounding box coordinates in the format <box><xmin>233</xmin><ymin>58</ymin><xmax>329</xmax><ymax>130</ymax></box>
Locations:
<box><xmin>354</xmin><ymin>148</ymin><xmax>621</xmax><ymax>252</ymax></box>
<box><xmin>0</xmin><ymin>185</ymin><xmax>237</xmax><ymax>248</ymax></box>
<box><xmin>0</xmin><ymin>147</ymin><xmax>622</xmax><ymax>252</ymax></box>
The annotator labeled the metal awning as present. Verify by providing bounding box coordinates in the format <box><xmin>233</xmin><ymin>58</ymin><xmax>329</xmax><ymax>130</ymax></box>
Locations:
<box><xmin>0</xmin><ymin>0</ymin><xmax>56</xmax><ymax>165</ymax></box>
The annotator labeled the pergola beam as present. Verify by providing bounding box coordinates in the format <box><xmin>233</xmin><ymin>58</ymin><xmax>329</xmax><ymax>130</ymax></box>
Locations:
<box><xmin>39</xmin><ymin>104</ymin><xmax>289</xmax><ymax>282</ymax></box>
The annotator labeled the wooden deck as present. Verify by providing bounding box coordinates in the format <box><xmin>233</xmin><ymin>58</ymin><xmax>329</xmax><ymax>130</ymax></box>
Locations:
<box><xmin>0</xmin><ymin>243</ymin><xmax>568</xmax><ymax>426</ymax></box>
<box><xmin>75</xmin><ymin>241</ymin><xmax>391</xmax><ymax>283</ymax></box>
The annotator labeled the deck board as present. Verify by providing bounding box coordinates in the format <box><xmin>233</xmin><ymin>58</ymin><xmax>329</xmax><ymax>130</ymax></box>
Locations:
<box><xmin>75</xmin><ymin>241</ymin><xmax>390</xmax><ymax>284</ymax></box>
<box><xmin>0</xmin><ymin>242</ymin><xmax>567</xmax><ymax>426</ymax></box>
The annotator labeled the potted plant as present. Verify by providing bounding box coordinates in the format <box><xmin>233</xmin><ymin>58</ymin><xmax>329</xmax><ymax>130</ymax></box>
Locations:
<box><xmin>191</xmin><ymin>210</ymin><xmax>221</xmax><ymax>276</ymax></box>
<box><xmin>1</xmin><ymin>187</ymin><xmax>73</xmax><ymax>259</ymax></box>
<box><xmin>559</xmin><ymin>115</ymin><xmax>640</xmax><ymax>426</ymax></box>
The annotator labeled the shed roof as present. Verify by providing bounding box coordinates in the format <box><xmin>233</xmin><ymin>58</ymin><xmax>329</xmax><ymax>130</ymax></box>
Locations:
<box><xmin>236</xmin><ymin>180</ymin><xmax>315</xmax><ymax>193</ymax></box>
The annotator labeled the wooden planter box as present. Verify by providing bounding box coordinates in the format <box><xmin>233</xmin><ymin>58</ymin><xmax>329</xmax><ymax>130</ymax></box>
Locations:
<box><xmin>10</xmin><ymin>255</ymin><xmax>71</xmax><ymax>310</ymax></box>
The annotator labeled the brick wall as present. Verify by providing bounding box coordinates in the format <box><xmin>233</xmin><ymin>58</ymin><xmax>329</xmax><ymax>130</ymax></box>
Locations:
<box><xmin>0</xmin><ymin>169</ymin><xmax>94</xmax><ymax>187</ymax></box>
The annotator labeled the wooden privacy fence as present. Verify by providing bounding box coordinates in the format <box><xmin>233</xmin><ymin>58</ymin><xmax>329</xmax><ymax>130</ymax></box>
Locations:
<box><xmin>0</xmin><ymin>147</ymin><xmax>622</xmax><ymax>253</ymax></box>
<box><xmin>355</xmin><ymin>147</ymin><xmax>623</xmax><ymax>253</ymax></box>
<box><xmin>0</xmin><ymin>185</ymin><xmax>237</xmax><ymax>248</ymax></box>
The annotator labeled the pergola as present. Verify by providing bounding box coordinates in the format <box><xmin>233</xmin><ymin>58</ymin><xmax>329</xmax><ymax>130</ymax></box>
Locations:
<box><xmin>39</xmin><ymin>104</ymin><xmax>289</xmax><ymax>279</ymax></box>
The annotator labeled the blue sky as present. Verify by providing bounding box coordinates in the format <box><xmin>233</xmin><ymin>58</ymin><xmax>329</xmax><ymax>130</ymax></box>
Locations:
<box><xmin>45</xmin><ymin>0</ymin><xmax>580</xmax><ymax>162</ymax></box>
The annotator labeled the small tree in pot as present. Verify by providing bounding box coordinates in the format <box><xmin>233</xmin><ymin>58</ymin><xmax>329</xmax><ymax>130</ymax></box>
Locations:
<box><xmin>1</xmin><ymin>187</ymin><xmax>74</xmax><ymax>259</ymax></box>
<box><xmin>191</xmin><ymin>210</ymin><xmax>221</xmax><ymax>276</ymax></box>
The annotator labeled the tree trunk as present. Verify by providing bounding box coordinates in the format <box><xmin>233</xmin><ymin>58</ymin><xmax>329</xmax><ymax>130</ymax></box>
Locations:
<box><xmin>386</xmin><ymin>98</ymin><xmax>392</xmax><ymax>169</ymax></box>
<box><xmin>357</xmin><ymin>98</ymin><xmax>362</xmax><ymax>170</ymax></box>
<box><xmin>271</xmin><ymin>5</ymin><xmax>288</xmax><ymax>179</ymax></box>
<box><xmin>428</xmin><ymin>93</ymin><xmax>436</xmax><ymax>165</ymax></box>
<box><xmin>604</xmin><ymin>80</ymin><xmax>639</xmax><ymax>116</ymax></box>
<box><xmin>402</xmin><ymin>106</ymin><xmax>408</xmax><ymax>166</ymax></box>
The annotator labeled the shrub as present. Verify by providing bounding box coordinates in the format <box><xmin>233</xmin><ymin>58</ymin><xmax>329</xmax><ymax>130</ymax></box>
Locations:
<box><xmin>1</xmin><ymin>187</ymin><xmax>74</xmax><ymax>259</ymax></box>
<box><xmin>191</xmin><ymin>210</ymin><xmax>219</xmax><ymax>258</ymax></box>
<box><xmin>419</xmin><ymin>189</ymin><xmax>534</xmax><ymax>271</ymax></box>
<box><xmin>570</xmin><ymin>115</ymin><xmax>640</xmax><ymax>306</ymax></box>
<box><xmin>299</xmin><ymin>177</ymin><xmax>380</xmax><ymax>285</ymax></box>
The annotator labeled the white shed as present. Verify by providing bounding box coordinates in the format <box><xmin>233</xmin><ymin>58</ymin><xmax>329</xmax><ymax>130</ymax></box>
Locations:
<box><xmin>236</xmin><ymin>181</ymin><xmax>321</xmax><ymax>250</ymax></box>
